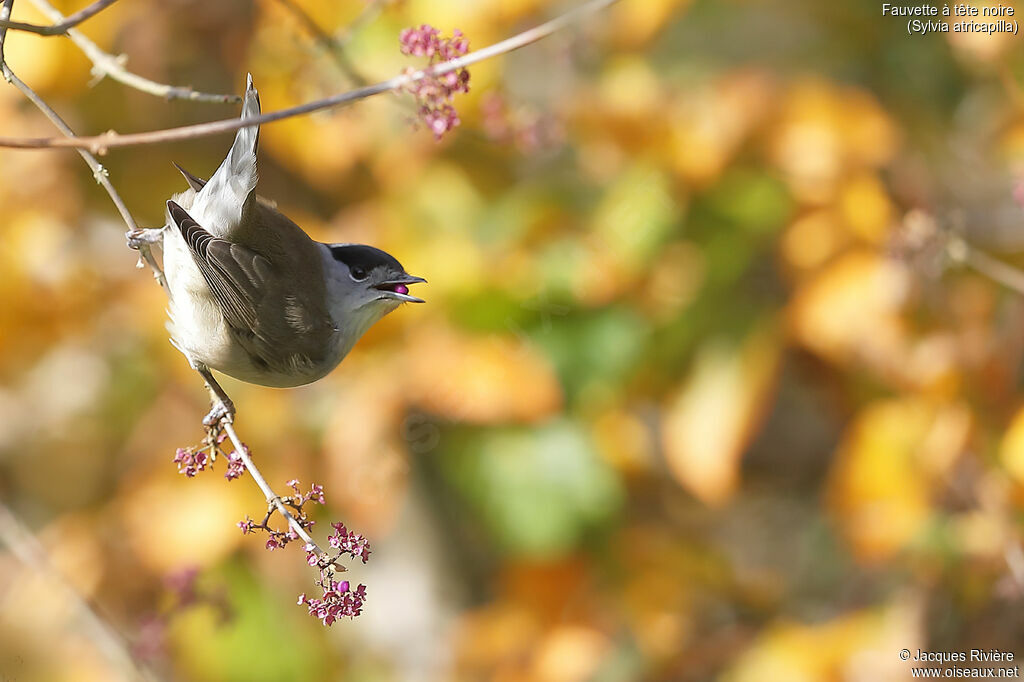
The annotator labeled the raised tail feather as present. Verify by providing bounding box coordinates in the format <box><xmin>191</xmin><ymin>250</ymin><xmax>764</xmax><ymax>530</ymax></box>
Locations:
<box><xmin>190</xmin><ymin>74</ymin><xmax>261</xmax><ymax>236</ymax></box>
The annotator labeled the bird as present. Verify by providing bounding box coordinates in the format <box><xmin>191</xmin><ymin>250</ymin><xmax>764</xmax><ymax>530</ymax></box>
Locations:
<box><xmin>128</xmin><ymin>74</ymin><xmax>424</xmax><ymax>424</ymax></box>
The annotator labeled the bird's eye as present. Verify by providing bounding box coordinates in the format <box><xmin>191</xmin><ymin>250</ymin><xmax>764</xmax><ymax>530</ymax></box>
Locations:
<box><xmin>350</xmin><ymin>266</ymin><xmax>368</xmax><ymax>281</ymax></box>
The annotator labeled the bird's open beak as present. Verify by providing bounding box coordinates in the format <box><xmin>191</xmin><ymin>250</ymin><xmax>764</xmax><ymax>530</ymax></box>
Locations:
<box><xmin>375</xmin><ymin>274</ymin><xmax>426</xmax><ymax>303</ymax></box>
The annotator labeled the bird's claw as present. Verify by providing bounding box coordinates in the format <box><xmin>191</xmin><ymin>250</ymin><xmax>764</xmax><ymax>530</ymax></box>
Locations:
<box><xmin>126</xmin><ymin>227</ymin><xmax>163</xmax><ymax>250</ymax></box>
<box><xmin>202</xmin><ymin>398</ymin><xmax>235</xmax><ymax>427</ymax></box>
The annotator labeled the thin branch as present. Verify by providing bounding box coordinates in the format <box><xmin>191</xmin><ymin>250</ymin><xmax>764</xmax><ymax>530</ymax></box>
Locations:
<box><xmin>946</xmin><ymin>235</ymin><xmax>1024</xmax><ymax>297</ymax></box>
<box><xmin>0</xmin><ymin>0</ymin><xmax>116</xmax><ymax>35</ymax></box>
<box><xmin>0</xmin><ymin>17</ymin><xmax>167</xmax><ymax>288</ymax></box>
<box><xmin>18</xmin><ymin>0</ymin><xmax>240</xmax><ymax>103</ymax></box>
<box><xmin>221</xmin><ymin>422</ymin><xmax>327</xmax><ymax>560</ymax></box>
<box><xmin>0</xmin><ymin>0</ymin><xmax>620</xmax><ymax>151</ymax></box>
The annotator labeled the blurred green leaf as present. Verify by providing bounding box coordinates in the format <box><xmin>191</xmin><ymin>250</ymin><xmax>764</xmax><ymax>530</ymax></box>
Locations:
<box><xmin>169</xmin><ymin>562</ymin><xmax>327</xmax><ymax>682</ymax></box>
<box><xmin>440</xmin><ymin>420</ymin><xmax>624</xmax><ymax>557</ymax></box>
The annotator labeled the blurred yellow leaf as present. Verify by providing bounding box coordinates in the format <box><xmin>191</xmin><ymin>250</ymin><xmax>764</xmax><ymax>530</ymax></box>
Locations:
<box><xmin>669</xmin><ymin>70</ymin><xmax>775</xmax><ymax>187</ymax></box>
<box><xmin>789</xmin><ymin>251</ymin><xmax>910</xmax><ymax>375</ymax></box>
<box><xmin>779</xmin><ymin>208</ymin><xmax>846</xmax><ymax>274</ymax></box>
<box><xmin>827</xmin><ymin>398</ymin><xmax>969</xmax><ymax>561</ymax></box>
<box><xmin>592</xmin><ymin>407</ymin><xmax>654</xmax><ymax>474</ymax></box>
<box><xmin>588</xmin><ymin>164</ymin><xmax>680</xmax><ymax>283</ymax></box>
<box><xmin>946</xmin><ymin>1</ymin><xmax>1017</xmax><ymax>63</ymax></box>
<box><xmin>999</xmin><ymin>406</ymin><xmax>1024</xmax><ymax>484</ymax></box>
<box><xmin>1001</xmin><ymin>116</ymin><xmax>1024</xmax><ymax>166</ymax></box>
<box><xmin>769</xmin><ymin>80</ymin><xmax>898</xmax><ymax>203</ymax></box>
<box><xmin>405</xmin><ymin>323</ymin><xmax>563</xmax><ymax>423</ymax></box>
<box><xmin>121</xmin><ymin>473</ymin><xmax>248</xmax><ymax>572</ymax></box>
<box><xmin>570</xmin><ymin>236</ymin><xmax>635</xmax><ymax>306</ymax></box>
<box><xmin>838</xmin><ymin>172</ymin><xmax>894</xmax><ymax>244</ymax></box>
<box><xmin>660</xmin><ymin>323</ymin><xmax>781</xmax><ymax>505</ymax></box>
<box><xmin>952</xmin><ymin>509</ymin><xmax>1010</xmax><ymax>559</ymax></box>
<box><xmin>608</xmin><ymin>0</ymin><xmax>692</xmax><ymax>47</ymax></box>
<box><xmin>620</xmin><ymin>535</ymin><xmax>692</xmax><ymax>663</ymax></box>
<box><xmin>0</xmin><ymin>2</ymin><xmax>89</xmax><ymax>96</ymax></box>
<box><xmin>723</xmin><ymin>601</ymin><xmax>922</xmax><ymax>682</ymax></box>
<box><xmin>455</xmin><ymin>603</ymin><xmax>542</xmax><ymax>677</ymax></box>
<box><xmin>529</xmin><ymin>625</ymin><xmax>610</xmax><ymax>682</ymax></box>
<box><xmin>597</xmin><ymin>56</ymin><xmax>664</xmax><ymax>121</ymax></box>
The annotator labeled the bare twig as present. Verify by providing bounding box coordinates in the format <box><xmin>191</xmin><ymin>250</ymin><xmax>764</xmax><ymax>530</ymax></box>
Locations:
<box><xmin>17</xmin><ymin>0</ymin><xmax>240</xmax><ymax>103</ymax></box>
<box><xmin>0</xmin><ymin>0</ymin><xmax>620</xmax><ymax>151</ymax></box>
<box><xmin>0</xmin><ymin>0</ymin><xmax>168</xmax><ymax>287</ymax></box>
<box><xmin>221</xmin><ymin>422</ymin><xmax>327</xmax><ymax>559</ymax></box>
<box><xmin>0</xmin><ymin>7</ymin><xmax>159</xmax><ymax>629</ymax></box>
<box><xmin>0</xmin><ymin>0</ymin><xmax>116</xmax><ymax>35</ymax></box>
<box><xmin>945</xmin><ymin>235</ymin><xmax>1024</xmax><ymax>298</ymax></box>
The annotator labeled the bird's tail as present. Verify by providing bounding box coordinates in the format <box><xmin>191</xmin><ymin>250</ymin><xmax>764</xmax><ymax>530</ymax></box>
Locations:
<box><xmin>192</xmin><ymin>74</ymin><xmax>261</xmax><ymax>235</ymax></box>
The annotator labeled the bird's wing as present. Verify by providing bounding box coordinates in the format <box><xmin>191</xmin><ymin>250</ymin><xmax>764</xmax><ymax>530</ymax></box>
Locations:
<box><xmin>190</xmin><ymin>73</ymin><xmax>260</xmax><ymax>237</ymax></box>
<box><xmin>167</xmin><ymin>200</ymin><xmax>335</xmax><ymax>378</ymax></box>
<box><xmin>167</xmin><ymin>200</ymin><xmax>270</xmax><ymax>336</ymax></box>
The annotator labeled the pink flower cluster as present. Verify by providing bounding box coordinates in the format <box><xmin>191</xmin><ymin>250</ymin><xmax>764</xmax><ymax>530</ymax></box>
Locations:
<box><xmin>175</xmin><ymin>418</ymin><xmax>373</xmax><ymax>626</ymax></box>
<box><xmin>173</xmin><ymin>447</ymin><xmax>209</xmax><ymax>477</ymax></box>
<box><xmin>299</xmin><ymin>580</ymin><xmax>367</xmax><ymax>626</ymax></box>
<box><xmin>172</xmin><ymin>430</ymin><xmax>246</xmax><ymax>481</ymax></box>
<box><xmin>290</xmin><ymin>479</ymin><xmax>325</xmax><ymax>505</ymax></box>
<box><xmin>297</xmin><ymin>524</ymin><xmax>371</xmax><ymax>626</ymax></box>
<box><xmin>399</xmin><ymin>24</ymin><xmax>471</xmax><ymax>140</ymax></box>
<box><xmin>327</xmin><ymin>522</ymin><xmax>372</xmax><ymax>563</ymax></box>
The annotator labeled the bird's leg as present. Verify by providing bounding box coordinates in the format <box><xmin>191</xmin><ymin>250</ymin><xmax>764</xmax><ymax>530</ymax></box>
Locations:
<box><xmin>125</xmin><ymin>226</ymin><xmax>164</xmax><ymax>250</ymax></box>
<box><xmin>197</xmin><ymin>365</ymin><xmax>235</xmax><ymax>426</ymax></box>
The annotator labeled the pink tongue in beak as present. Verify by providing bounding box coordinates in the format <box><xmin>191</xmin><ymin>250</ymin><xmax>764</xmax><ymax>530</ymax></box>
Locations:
<box><xmin>394</xmin><ymin>284</ymin><xmax>409</xmax><ymax>295</ymax></box>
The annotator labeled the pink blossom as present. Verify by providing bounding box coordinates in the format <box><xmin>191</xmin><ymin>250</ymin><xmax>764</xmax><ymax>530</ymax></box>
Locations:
<box><xmin>303</xmin><ymin>580</ymin><xmax>367</xmax><ymax>626</ymax></box>
<box><xmin>328</xmin><ymin>522</ymin><xmax>372</xmax><ymax>563</ymax></box>
<box><xmin>224</xmin><ymin>451</ymin><xmax>245</xmax><ymax>480</ymax></box>
<box><xmin>173</xmin><ymin>447</ymin><xmax>210</xmax><ymax>477</ymax></box>
<box><xmin>399</xmin><ymin>24</ymin><xmax>471</xmax><ymax>140</ymax></box>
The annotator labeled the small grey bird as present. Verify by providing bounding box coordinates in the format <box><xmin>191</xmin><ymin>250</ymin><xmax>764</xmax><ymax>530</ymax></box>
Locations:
<box><xmin>129</xmin><ymin>75</ymin><xmax>424</xmax><ymax>422</ymax></box>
